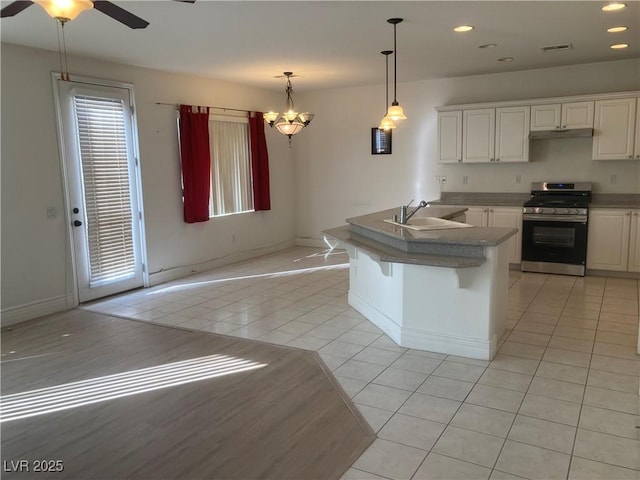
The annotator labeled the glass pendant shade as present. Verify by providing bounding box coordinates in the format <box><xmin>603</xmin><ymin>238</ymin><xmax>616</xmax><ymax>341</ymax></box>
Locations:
<box><xmin>263</xmin><ymin>111</ymin><xmax>279</xmax><ymax>125</ymax></box>
<box><xmin>274</xmin><ymin>119</ymin><xmax>305</xmax><ymax>137</ymax></box>
<box><xmin>283</xmin><ymin>110</ymin><xmax>298</xmax><ymax>122</ymax></box>
<box><xmin>298</xmin><ymin>113</ymin><xmax>314</xmax><ymax>125</ymax></box>
<box><xmin>387</xmin><ymin>103</ymin><xmax>407</xmax><ymax>121</ymax></box>
<box><xmin>378</xmin><ymin>115</ymin><xmax>397</xmax><ymax>131</ymax></box>
<box><xmin>35</xmin><ymin>0</ymin><xmax>93</xmax><ymax>20</ymax></box>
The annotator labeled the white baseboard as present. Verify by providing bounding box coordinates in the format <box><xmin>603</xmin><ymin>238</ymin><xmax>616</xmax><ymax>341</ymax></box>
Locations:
<box><xmin>349</xmin><ymin>290</ymin><xmax>402</xmax><ymax>342</ymax></box>
<box><xmin>349</xmin><ymin>290</ymin><xmax>495</xmax><ymax>361</ymax></box>
<box><xmin>1</xmin><ymin>294</ymin><xmax>72</xmax><ymax>326</ymax></box>
<box><xmin>295</xmin><ymin>236</ymin><xmax>328</xmax><ymax>248</ymax></box>
<box><xmin>148</xmin><ymin>240</ymin><xmax>296</xmax><ymax>286</ymax></box>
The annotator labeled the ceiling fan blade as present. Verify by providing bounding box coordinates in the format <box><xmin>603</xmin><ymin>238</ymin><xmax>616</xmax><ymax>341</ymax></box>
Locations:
<box><xmin>92</xmin><ymin>1</ymin><xmax>149</xmax><ymax>29</ymax></box>
<box><xmin>1</xmin><ymin>1</ymin><xmax>33</xmax><ymax>18</ymax></box>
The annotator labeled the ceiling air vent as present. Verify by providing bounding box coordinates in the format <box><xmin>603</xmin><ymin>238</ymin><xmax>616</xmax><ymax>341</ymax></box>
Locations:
<box><xmin>540</xmin><ymin>44</ymin><xmax>574</xmax><ymax>53</ymax></box>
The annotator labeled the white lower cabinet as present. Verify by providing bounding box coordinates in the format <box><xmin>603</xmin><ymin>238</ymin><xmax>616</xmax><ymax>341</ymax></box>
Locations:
<box><xmin>587</xmin><ymin>209</ymin><xmax>640</xmax><ymax>272</ymax></box>
<box><xmin>461</xmin><ymin>206</ymin><xmax>522</xmax><ymax>264</ymax></box>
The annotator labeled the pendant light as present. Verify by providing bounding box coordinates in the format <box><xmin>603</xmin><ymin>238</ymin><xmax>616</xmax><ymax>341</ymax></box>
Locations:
<box><xmin>387</xmin><ymin>18</ymin><xmax>407</xmax><ymax>122</ymax></box>
<box><xmin>378</xmin><ymin>50</ymin><xmax>396</xmax><ymax>131</ymax></box>
<box><xmin>264</xmin><ymin>72</ymin><xmax>314</xmax><ymax>147</ymax></box>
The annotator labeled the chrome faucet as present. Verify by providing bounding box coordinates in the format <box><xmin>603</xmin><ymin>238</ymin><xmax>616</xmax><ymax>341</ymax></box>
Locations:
<box><xmin>399</xmin><ymin>200</ymin><xmax>428</xmax><ymax>224</ymax></box>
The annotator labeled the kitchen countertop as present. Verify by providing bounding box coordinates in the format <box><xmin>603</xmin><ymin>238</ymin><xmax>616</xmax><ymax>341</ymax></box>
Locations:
<box><xmin>430</xmin><ymin>192</ymin><xmax>640</xmax><ymax>209</ymax></box>
<box><xmin>429</xmin><ymin>192</ymin><xmax>530</xmax><ymax>207</ymax></box>
<box><xmin>323</xmin><ymin>206</ymin><xmax>517</xmax><ymax>269</ymax></box>
<box><xmin>590</xmin><ymin>194</ymin><xmax>640</xmax><ymax>208</ymax></box>
<box><xmin>345</xmin><ymin>207</ymin><xmax>516</xmax><ymax>247</ymax></box>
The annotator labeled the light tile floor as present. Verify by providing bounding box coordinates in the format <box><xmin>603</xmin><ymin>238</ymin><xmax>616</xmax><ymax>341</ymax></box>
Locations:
<box><xmin>83</xmin><ymin>247</ymin><xmax>640</xmax><ymax>480</ymax></box>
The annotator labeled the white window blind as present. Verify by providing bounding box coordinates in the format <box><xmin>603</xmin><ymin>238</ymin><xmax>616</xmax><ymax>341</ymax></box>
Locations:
<box><xmin>209</xmin><ymin>116</ymin><xmax>254</xmax><ymax>217</ymax></box>
<box><xmin>73</xmin><ymin>95</ymin><xmax>136</xmax><ymax>286</ymax></box>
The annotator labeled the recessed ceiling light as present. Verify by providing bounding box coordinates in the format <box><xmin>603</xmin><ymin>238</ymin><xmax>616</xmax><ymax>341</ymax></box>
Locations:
<box><xmin>610</xmin><ymin>43</ymin><xmax>629</xmax><ymax>49</ymax></box>
<box><xmin>497</xmin><ymin>57</ymin><xmax>514</xmax><ymax>62</ymax></box>
<box><xmin>602</xmin><ymin>2</ymin><xmax>626</xmax><ymax>11</ymax></box>
<box><xmin>454</xmin><ymin>25</ymin><xmax>474</xmax><ymax>32</ymax></box>
<box><xmin>479</xmin><ymin>43</ymin><xmax>497</xmax><ymax>49</ymax></box>
<box><xmin>607</xmin><ymin>26</ymin><xmax>628</xmax><ymax>32</ymax></box>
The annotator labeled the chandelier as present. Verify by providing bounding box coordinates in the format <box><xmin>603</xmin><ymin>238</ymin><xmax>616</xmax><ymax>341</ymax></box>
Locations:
<box><xmin>264</xmin><ymin>72</ymin><xmax>314</xmax><ymax>146</ymax></box>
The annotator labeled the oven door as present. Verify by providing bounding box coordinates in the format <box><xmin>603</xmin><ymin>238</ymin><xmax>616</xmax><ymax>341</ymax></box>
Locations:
<box><xmin>521</xmin><ymin>215</ymin><xmax>588</xmax><ymax>266</ymax></box>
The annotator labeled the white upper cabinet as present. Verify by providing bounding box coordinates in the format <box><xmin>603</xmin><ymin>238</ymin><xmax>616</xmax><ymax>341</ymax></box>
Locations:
<box><xmin>495</xmin><ymin>106</ymin><xmax>530</xmax><ymax>163</ymax></box>
<box><xmin>462</xmin><ymin>107</ymin><xmax>529</xmax><ymax>163</ymax></box>
<box><xmin>438</xmin><ymin>111</ymin><xmax>462</xmax><ymax>163</ymax></box>
<box><xmin>592</xmin><ymin>97</ymin><xmax>637</xmax><ymax>160</ymax></box>
<box><xmin>530</xmin><ymin>101</ymin><xmax>593</xmax><ymax>130</ymax></box>
<box><xmin>562</xmin><ymin>101</ymin><xmax>594</xmax><ymax>129</ymax></box>
<box><xmin>530</xmin><ymin>104</ymin><xmax>561</xmax><ymax>130</ymax></box>
<box><xmin>463</xmin><ymin>109</ymin><xmax>495</xmax><ymax>163</ymax></box>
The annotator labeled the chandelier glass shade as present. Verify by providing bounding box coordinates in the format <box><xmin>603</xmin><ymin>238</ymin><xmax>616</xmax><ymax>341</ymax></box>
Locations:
<box><xmin>35</xmin><ymin>0</ymin><xmax>93</xmax><ymax>21</ymax></box>
<box><xmin>264</xmin><ymin>72</ymin><xmax>314</xmax><ymax>142</ymax></box>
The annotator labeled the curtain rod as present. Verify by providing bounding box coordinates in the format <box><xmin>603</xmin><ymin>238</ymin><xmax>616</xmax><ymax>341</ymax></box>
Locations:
<box><xmin>155</xmin><ymin>102</ymin><xmax>252</xmax><ymax>114</ymax></box>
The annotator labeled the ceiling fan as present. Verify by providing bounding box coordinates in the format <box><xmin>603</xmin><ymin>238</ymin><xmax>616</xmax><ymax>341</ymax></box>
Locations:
<box><xmin>1</xmin><ymin>0</ymin><xmax>195</xmax><ymax>29</ymax></box>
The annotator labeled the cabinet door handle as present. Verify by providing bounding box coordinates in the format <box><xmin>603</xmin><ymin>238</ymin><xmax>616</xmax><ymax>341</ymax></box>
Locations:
<box><xmin>458</xmin><ymin>159</ymin><xmax>462</xmax><ymax>162</ymax></box>
<box><xmin>562</xmin><ymin>125</ymin><xmax>566</xmax><ymax>128</ymax></box>
<box><xmin>489</xmin><ymin>209</ymin><xmax>494</xmax><ymax>213</ymax></box>
<box><xmin>625</xmin><ymin>212</ymin><xmax>631</xmax><ymax>215</ymax></box>
<box><xmin>629</xmin><ymin>156</ymin><xmax>633</xmax><ymax>159</ymax></box>
<box><xmin>496</xmin><ymin>158</ymin><xmax>500</xmax><ymax>162</ymax></box>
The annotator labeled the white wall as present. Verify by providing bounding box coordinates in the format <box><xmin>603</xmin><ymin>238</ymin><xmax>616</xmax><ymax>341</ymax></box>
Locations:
<box><xmin>1</xmin><ymin>43</ymin><xmax>295</xmax><ymax>322</ymax></box>
<box><xmin>293</xmin><ymin>59</ymin><xmax>640</xmax><ymax>243</ymax></box>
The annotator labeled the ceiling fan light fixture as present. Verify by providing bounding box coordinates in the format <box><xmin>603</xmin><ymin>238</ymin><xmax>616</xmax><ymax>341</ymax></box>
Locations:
<box><xmin>35</xmin><ymin>0</ymin><xmax>93</xmax><ymax>21</ymax></box>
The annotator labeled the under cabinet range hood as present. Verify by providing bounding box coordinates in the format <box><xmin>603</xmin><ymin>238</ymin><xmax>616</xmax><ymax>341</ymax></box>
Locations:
<box><xmin>529</xmin><ymin>128</ymin><xmax>593</xmax><ymax>140</ymax></box>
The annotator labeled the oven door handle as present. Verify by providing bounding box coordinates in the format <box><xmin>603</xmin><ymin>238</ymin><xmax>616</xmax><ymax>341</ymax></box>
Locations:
<box><xmin>523</xmin><ymin>214</ymin><xmax>588</xmax><ymax>223</ymax></box>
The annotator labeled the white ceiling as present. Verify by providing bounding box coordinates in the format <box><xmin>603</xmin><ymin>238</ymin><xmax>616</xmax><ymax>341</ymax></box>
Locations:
<box><xmin>1</xmin><ymin>1</ymin><xmax>639</xmax><ymax>92</ymax></box>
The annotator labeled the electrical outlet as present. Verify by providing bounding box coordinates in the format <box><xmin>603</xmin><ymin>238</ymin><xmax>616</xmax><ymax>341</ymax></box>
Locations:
<box><xmin>610</xmin><ymin>174</ymin><xmax>617</xmax><ymax>184</ymax></box>
<box><xmin>440</xmin><ymin>176</ymin><xmax>447</xmax><ymax>185</ymax></box>
<box><xmin>46</xmin><ymin>206</ymin><xmax>57</xmax><ymax>219</ymax></box>
<box><xmin>462</xmin><ymin>176</ymin><xmax>468</xmax><ymax>185</ymax></box>
<box><xmin>515</xmin><ymin>175</ymin><xmax>521</xmax><ymax>184</ymax></box>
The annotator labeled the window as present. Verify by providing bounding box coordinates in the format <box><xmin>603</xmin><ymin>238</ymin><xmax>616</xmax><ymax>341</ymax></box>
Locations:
<box><xmin>208</xmin><ymin>114</ymin><xmax>254</xmax><ymax>217</ymax></box>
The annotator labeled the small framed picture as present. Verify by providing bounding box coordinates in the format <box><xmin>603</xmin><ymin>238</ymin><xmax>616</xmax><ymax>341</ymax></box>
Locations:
<box><xmin>371</xmin><ymin>128</ymin><xmax>392</xmax><ymax>155</ymax></box>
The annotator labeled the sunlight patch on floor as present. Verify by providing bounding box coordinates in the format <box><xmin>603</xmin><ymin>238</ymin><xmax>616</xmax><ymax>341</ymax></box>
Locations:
<box><xmin>1</xmin><ymin>354</ymin><xmax>267</xmax><ymax>422</ymax></box>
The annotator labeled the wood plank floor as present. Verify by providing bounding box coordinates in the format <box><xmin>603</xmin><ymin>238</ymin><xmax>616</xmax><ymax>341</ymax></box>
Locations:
<box><xmin>1</xmin><ymin>309</ymin><xmax>374</xmax><ymax>479</ymax></box>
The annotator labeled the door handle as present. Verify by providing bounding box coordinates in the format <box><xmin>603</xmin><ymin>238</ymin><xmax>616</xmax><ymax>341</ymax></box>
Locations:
<box><xmin>73</xmin><ymin>220</ymin><xmax>83</xmax><ymax>227</ymax></box>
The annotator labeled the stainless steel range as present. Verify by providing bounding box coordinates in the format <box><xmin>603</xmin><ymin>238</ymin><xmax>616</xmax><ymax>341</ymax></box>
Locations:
<box><xmin>521</xmin><ymin>182</ymin><xmax>592</xmax><ymax>276</ymax></box>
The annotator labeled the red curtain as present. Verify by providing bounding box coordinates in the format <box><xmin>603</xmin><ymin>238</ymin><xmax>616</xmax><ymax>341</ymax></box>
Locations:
<box><xmin>248</xmin><ymin>112</ymin><xmax>271</xmax><ymax>211</ymax></box>
<box><xmin>179</xmin><ymin>105</ymin><xmax>211</xmax><ymax>223</ymax></box>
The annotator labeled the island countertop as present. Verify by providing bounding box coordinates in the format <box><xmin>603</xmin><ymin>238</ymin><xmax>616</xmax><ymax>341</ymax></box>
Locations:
<box><xmin>323</xmin><ymin>206</ymin><xmax>517</xmax><ymax>269</ymax></box>
<box><xmin>346</xmin><ymin>207</ymin><xmax>517</xmax><ymax>247</ymax></box>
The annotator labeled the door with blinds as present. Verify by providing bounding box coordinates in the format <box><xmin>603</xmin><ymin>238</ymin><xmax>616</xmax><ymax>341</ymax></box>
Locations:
<box><xmin>56</xmin><ymin>79</ymin><xmax>145</xmax><ymax>303</ymax></box>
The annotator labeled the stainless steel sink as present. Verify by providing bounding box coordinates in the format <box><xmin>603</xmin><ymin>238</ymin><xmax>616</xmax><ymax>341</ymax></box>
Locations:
<box><xmin>384</xmin><ymin>217</ymin><xmax>473</xmax><ymax>231</ymax></box>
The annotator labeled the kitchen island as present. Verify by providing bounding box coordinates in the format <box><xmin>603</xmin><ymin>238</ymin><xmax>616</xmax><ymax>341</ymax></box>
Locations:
<box><xmin>323</xmin><ymin>206</ymin><xmax>518</xmax><ymax>360</ymax></box>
